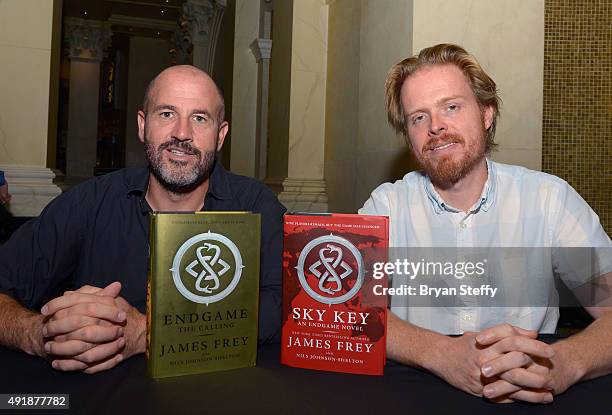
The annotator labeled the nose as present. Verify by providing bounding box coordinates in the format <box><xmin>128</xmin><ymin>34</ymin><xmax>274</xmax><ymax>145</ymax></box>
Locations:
<box><xmin>428</xmin><ymin>113</ymin><xmax>447</xmax><ymax>136</ymax></box>
<box><xmin>172</xmin><ymin>116</ymin><xmax>192</xmax><ymax>141</ymax></box>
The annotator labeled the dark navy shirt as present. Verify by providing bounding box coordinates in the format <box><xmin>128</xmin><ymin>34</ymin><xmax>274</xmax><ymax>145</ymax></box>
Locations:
<box><xmin>0</xmin><ymin>162</ymin><xmax>286</xmax><ymax>343</ymax></box>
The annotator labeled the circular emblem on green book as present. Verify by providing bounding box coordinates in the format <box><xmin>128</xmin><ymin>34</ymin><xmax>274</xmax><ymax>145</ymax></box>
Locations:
<box><xmin>171</xmin><ymin>231</ymin><xmax>244</xmax><ymax>304</ymax></box>
<box><xmin>296</xmin><ymin>234</ymin><xmax>364</xmax><ymax>305</ymax></box>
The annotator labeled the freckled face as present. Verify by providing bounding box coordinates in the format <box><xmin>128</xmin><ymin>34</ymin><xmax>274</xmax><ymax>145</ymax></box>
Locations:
<box><xmin>400</xmin><ymin>64</ymin><xmax>493</xmax><ymax>187</ymax></box>
<box><xmin>138</xmin><ymin>69</ymin><xmax>228</xmax><ymax>192</ymax></box>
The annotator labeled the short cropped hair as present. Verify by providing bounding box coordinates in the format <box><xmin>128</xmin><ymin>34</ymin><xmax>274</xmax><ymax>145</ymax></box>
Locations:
<box><xmin>141</xmin><ymin>66</ymin><xmax>226</xmax><ymax>125</ymax></box>
<box><xmin>384</xmin><ymin>44</ymin><xmax>501</xmax><ymax>152</ymax></box>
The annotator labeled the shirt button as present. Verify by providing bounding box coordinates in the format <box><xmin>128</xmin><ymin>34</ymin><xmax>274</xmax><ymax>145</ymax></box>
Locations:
<box><xmin>462</xmin><ymin>314</ymin><xmax>472</xmax><ymax>321</ymax></box>
<box><xmin>460</xmin><ymin>222</ymin><xmax>467</xmax><ymax>229</ymax></box>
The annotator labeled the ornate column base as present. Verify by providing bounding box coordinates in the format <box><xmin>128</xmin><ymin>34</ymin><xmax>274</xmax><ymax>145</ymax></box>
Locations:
<box><xmin>278</xmin><ymin>178</ymin><xmax>328</xmax><ymax>213</ymax></box>
<box><xmin>0</xmin><ymin>165</ymin><xmax>62</xmax><ymax>217</ymax></box>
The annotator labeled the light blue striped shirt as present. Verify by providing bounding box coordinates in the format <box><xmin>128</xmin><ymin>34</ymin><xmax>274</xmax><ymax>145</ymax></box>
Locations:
<box><xmin>359</xmin><ymin>160</ymin><xmax>612</xmax><ymax>334</ymax></box>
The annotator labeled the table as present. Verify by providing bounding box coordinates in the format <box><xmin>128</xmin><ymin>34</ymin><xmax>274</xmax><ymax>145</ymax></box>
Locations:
<box><xmin>0</xmin><ymin>339</ymin><xmax>610</xmax><ymax>415</ymax></box>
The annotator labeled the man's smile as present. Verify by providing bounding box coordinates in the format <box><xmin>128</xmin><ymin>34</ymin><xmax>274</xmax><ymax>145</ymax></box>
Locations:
<box><xmin>430</xmin><ymin>141</ymin><xmax>458</xmax><ymax>152</ymax></box>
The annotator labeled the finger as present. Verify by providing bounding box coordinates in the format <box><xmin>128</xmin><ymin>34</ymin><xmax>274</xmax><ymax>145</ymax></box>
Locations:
<box><xmin>482</xmin><ymin>351</ymin><xmax>533</xmax><ymax>377</ymax></box>
<box><xmin>483</xmin><ymin>379</ymin><xmax>521</xmax><ymax>399</ymax></box>
<box><xmin>44</xmin><ymin>304</ymin><xmax>125</xmax><ymax>336</ymax></box>
<box><xmin>42</xmin><ymin>295</ymin><xmax>125</xmax><ymax>321</ymax></box>
<box><xmin>51</xmin><ymin>358</ymin><xmax>89</xmax><ymax>372</ymax></box>
<box><xmin>57</xmin><ymin>325</ymin><xmax>124</xmax><ymax>344</ymax></box>
<box><xmin>476</xmin><ymin>323</ymin><xmax>537</xmax><ymax>345</ymax></box>
<box><xmin>44</xmin><ymin>315</ymin><xmax>101</xmax><ymax>337</ymax></box>
<box><xmin>75</xmin><ymin>282</ymin><xmax>122</xmax><ymax>298</ymax></box>
<box><xmin>499</xmin><ymin>368</ymin><xmax>554</xmax><ymax>390</ymax></box>
<box><xmin>527</xmin><ymin>361</ymin><xmax>551</xmax><ymax>374</ymax></box>
<box><xmin>507</xmin><ymin>389</ymin><xmax>553</xmax><ymax>404</ymax></box>
<box><xmin>99</xmin><ymin>282</ymin><xmax>122</xmax><ymax>298</ymax></box>
<box><xmin>483</xmin><ymin>370</ymin><xmax>553</xmax><ymax>398</ymax></box>
<box><xmin>72</xmin><ymin>285</ymin><xmax>102</xmax><ymax>295</ymax></box>
<box><xmin>45</xmin><ymin>339</ymin><xmax>96</xmax><ymax>357</ymax></box>
<box><xmin>73</xmin><ymin>337</ymin><xmax>126</xmax><ymax>365</ymax></box>
<box><xmin>83</xmin><ymin>354</ymin><xmax>124</xmax><ymax>374</ymax></box>
<box><xmin>54</xmin><ymin>322</ymin><xmax>121</xmax><ymax>343</ymax></box>
<box><xmin>47</xmin><ymin>303</ymin><xmax>122</xmax><ymax>325</ymax></box>
<box><xmin>490</xmin><ymin>336</ymin><xmax>555</xmax><ymax>359</ymax></box>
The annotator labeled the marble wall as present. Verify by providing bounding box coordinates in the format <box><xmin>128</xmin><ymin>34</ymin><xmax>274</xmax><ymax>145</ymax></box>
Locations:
<box><xmin>230</xmin><ymin>0</ymin><xmax>259</xmax><ymax>177</ymax></box>
<box><xmin>0</xmin><ymin>0</ymin><xmax>61</xmax><ymax>216</ymax></box>
<box><xmin>286</xmin><ymin>0</ymin><xmax>328</xmax><ymax>180</ymax></box>
<box><xmin>266</xmin><ymin>0</ymin><xmax>293</xmax><ymax>185</ymax></box>
<box><xmin>324</xmin><ymin>0</ymin><xmax>361</xmax><ymax>213</ymax></box>
<box><xmin>325</xmin><ymin>0</ymin><xmax>545</xmax><ymax>213</ymax></box>
<box><xmin>325</xmin><ymin>0</ymin><xmax>414</xmax><ymax>212</ymax></box>
<box><xmin>412</xmin><ymin>0</ymin><xmax>545</xmax><ymax>170</ymax></box>
<box><xmin>0</xmin><ymin>0</ymin><xmax>55</xmax><ymax>167</ymax></box>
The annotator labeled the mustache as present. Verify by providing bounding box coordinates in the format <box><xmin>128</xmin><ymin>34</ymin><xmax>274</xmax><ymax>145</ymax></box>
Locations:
<box><xmin>158</xmin><ymin>139</ymin><xmax>201</xmax><ymax>156</ymax></box>
<box><xmin>422</xmin><ymin>133</ymin><xmax>465</xmax><ymax>152</ymax></box>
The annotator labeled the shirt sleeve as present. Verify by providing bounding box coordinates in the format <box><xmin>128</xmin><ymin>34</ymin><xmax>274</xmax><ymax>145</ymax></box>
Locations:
<box><xmin>0</xmin><ymin>188</ymin><xmax>86</xmax><ymax>310</ymax></box>
<box><xmin>0</xmin><ymin>171</ymin><xmax>5</xmax><ymax>186</ymax></box>
<box><xmin>550</xmin><ymin>180</ymin><xmax>612</xmax><ymax>291</ymax></box>
<box><xmin>359</xmin><ymin>185</ymin><xmax>392</xmax><ymax>216</ymax></box>
<box><xmin>251</xmin><ymin>186</ymin><xmax>286</xmax><ymax>344</ymax></box>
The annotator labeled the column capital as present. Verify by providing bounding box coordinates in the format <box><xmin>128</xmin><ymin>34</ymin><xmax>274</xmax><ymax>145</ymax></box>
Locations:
<box><xmin>169</xmin><ymin>29</ymin><xmax>193</xmax><ymax>65</ymax></box>
<box><xmin>64</xmin><ymin>17</ymin><xmax>112</xmax><ymax>62</ymax></box>
<box><xmin>181</xmin><ymin>0</ymin><xmax>226</xmax><ymax>45</ymax></box>
<box><xmin>250</xmin><ymin>38</ymin><xmax>272</xmax><ymax>62</ymax></box>
<box><xmin>180</xmin><ymin>0</ymin><xmax>226</xmax><ymax>71</ymax></box>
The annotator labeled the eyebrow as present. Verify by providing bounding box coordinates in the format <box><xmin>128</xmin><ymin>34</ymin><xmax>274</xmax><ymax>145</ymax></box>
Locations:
<box><xmin>152</xmin><ymin>104</ymin><xmax>214</xmax><ymax>119</ymax></box>
<box><xmin>405</xmin><ymin>94</ymin><xmax>466</xmax><ymax>117</ymax></box>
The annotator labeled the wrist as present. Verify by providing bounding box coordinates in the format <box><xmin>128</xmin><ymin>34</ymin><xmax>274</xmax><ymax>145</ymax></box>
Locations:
<box><xmin>551</xmin><ymin>341</ymin><xmax>587</xmax><ymax>392</ymax></box>
<box><xmin>126</xmin><ymin>311</ymin><xmax>147</xmax><ymax>357</ymax></box>
<box><xmin>420</xmin><ymin>334</ymin><xmax>453</xmax><ymax>375</ymax></box>
<box><xmin>24</xmin><ymin>314</ymin><xmax>46</xmax><ymax>358</ymax></box>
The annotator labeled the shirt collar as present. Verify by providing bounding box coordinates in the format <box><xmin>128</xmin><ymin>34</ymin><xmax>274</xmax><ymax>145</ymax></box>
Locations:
<box><xmin>206</xmin><ymin>160</ymin><xmax>233</xmax><ymax>201</ymax></box>
<box><xmin>124</xmin><ymin>168</ymin><xmax>151</xmax><ymax>215</ymax></box>
<box><xmin>125</xmin><ymin>161</ymin><xmax>233</xmax><ymax>214</ymax></box>
<box><xmin>423</xmin><ymin>158</ymin><xmax>496</xmax><ymax>214</ymax></box>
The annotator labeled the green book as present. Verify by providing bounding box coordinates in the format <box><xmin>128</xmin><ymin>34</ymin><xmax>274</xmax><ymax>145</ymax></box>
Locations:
<box><xmin>146</xmin><ymin>212</ymin><xmax>261</xmax><ymax>378</ymax></box>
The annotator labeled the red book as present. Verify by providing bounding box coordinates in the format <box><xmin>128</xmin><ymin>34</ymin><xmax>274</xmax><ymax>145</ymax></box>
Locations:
<box><xmin>281</xmin><ymin>213</ymin><xmax>389</xmax><ymax>375</ymax></box>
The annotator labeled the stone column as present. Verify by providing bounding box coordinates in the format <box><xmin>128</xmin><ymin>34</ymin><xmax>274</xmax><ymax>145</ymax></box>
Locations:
<box><xmin>182</xmin><ymin>0</ymin><xmax>226</xmax><ymax>73</ymax></box>
<box><xmin>277</xmin><ymin>0</ymin><xmax>329</xmax><ymax>212</ymax></box>
<box><xmin>63</xmin><ymin>17</ymin><xmax>112</xmax><ymax>185</ymax></box>
<box><xmin>229</xmin><ymin>0</ymin><xmax>260</xmax><ymax>177</ymax></box>
<box><xmin>250</xmin><ymin>22</ymin><xmax>272</xmax><ymax>180</ymax></box>
<box><xmin>0</xmin><ymin>0</ymin><xmax>62</xmax><ymax>216</ymax></box>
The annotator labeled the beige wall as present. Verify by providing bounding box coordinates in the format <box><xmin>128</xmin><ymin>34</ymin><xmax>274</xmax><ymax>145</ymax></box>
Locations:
<box><xmin>325</xmin><ymin>0</ymin><xmax>414</xmax><ymax>212</ymax></box>
<box><xmin>325</xmin><ymin>0</ymin><xmax>544</xmax><ymax>212</ymax></box>
<box><xmin>286</xmin><ymin>0</ymin><xmax>328</xmax><ymax>180</ymax></box>
<box><xmin>324</xmin><ymin>0</ymin><xmax>361</xmax><ymax>212</ymax></box>
<box><xmin>266</xmin><ymin>0</ymin><xmax>293</xmax><ymax>183</ymax></box>
<box><xmin>0</xmin><ymin>0</ymin><xmax>55</xmax><ymax>166</ymax></box>
<box><xmin>125</xmin><ymin>36</ymin><xmax>171</xmax><ymax>168</ymax></box>
<box><xmin>230</xmin><ymin>0</ymin><xmax>260</xmax><ymax>176</ymax></box>
<box><xmin>412</xmin><ymin>0</ymin><xmax>545</xmax><ymax>170</ymax></box>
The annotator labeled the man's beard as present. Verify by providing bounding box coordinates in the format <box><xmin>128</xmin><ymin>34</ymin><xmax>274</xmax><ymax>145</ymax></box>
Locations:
<box><xmin>144</xmin><ymin>136</ymin><xmax>216</xmax><ymax>194</ymax></box>
<box><xmin>412</xmin><ymin>127</ymin><xmax>486</xmax><ymax>189</ymax></box>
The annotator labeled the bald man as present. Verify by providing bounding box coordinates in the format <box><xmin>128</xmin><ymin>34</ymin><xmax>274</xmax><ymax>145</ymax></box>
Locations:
<box><xmin>0</xmin><ymin>66</ymin><xmax>286</xmax><ymax>373</ymax></box>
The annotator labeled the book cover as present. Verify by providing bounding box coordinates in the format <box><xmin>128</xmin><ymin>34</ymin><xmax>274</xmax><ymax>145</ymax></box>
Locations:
<box><xmin>281</xmin><ymin>213</ymin><xmax>389</xmax><ymax>375</ymax></box>
<box><xmin>147</xmin><ymin>212</ymin><xmax>260</xmax><ymax>378</ymax></box>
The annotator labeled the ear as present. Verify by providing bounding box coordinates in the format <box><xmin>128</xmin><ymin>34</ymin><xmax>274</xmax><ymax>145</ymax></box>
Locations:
<box><xmin>482</xmin><ymin>105</ymin><xmax>494</xmax><ymax>131</ymax></box>
<box><xmin>216</xmin><ymin>121</ymin><xmax>229</xmax><ymax>151</ymax></box>
<box><xmin>137</xmin><ymin>110</ymin><xmax>146</xmax><ymax>144</ymax></box>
